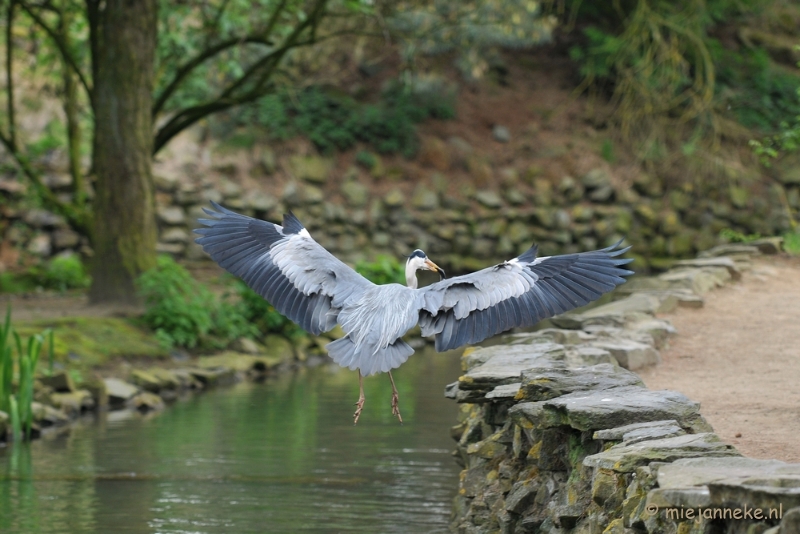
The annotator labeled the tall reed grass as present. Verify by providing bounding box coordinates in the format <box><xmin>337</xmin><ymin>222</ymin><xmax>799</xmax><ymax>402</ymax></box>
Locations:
<box><xmin>0</xmin><ymin>308</ymin><xmax>53</xmax><ymax>441</ymax></box>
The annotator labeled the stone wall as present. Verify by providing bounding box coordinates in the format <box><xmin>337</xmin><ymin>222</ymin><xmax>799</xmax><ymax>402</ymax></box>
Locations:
<box><xmin>1</xmin><ymin>144</ymin><xmax>798</xmax><ymax>273</ymax></box>
<box><xmin>445</xmin><ymin>242</ymin><xmax>800</xmax><ymax>534</ymax></box>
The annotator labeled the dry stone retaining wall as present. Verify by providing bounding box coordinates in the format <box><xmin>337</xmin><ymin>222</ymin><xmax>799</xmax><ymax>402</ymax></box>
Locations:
<box><xmin>446</xmin><ymin>242</ymin><xmax>799</xmax><ymax>534</ymax></box>
<box><xmin>1</xmin><ymin>147</ymin><xmax>797</xmax><ymax>273</ymax></box>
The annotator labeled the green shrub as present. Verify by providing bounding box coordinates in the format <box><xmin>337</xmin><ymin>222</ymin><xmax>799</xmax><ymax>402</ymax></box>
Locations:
<box><xmin>355</xmin><ymin>150</ymin><xmax>378</xmax><ymax>169</ymax></box>
<box><xmin>39</xmin><ymin>255</ymin><xmax>91</xmax><ymax>291</ymax></box>
<box><xmin>719</xmin><ymin>228</ymin><xmax>761</xmax><ymax>243</ymax></box>
<box><xmin>228</xmin><ymin>81</ymin><xmax>455</xmax><ymax>157</ymax></box>
<box><xmin>355</xmin><ymin>255</ymin><xmax>405</xmax><ymax>285</ymax></box>
<box><xmin>783</xmin><ymin>231</ymin><xmax>800</xmax><ymax>255</ymax></box>
<box><xmin>137</xmin><ymin>256</ymin><xmax>258</xmax><ymax>349</ymax></box>
<box><xmin>136</xmin><ymin>257</ymin><xmax>312</xmax><ymax>349</ymax></box>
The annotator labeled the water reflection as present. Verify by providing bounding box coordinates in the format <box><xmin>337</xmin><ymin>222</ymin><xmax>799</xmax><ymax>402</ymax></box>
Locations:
<box><xmin>0</xmin><ymin>348</ymin><xmax>462</xmax><ymax>533</ymax></box>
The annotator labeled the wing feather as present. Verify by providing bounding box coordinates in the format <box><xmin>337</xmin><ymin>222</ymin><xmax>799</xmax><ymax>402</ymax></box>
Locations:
<box><xmin>194</xmin><ymin>202</ymin><xmax>372</xmax><ymax>336</ymax></box>
<box><xmin>418</xmin><ymin>241</ymin><xmax>633</xmax><ymax>351</ymax></box>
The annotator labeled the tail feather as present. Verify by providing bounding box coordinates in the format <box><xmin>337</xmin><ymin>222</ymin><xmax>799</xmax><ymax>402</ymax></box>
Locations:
<box><xmin>326</xmin><ymin>336</ymin><xmax>415</xmax><ymax>376</ymax></box>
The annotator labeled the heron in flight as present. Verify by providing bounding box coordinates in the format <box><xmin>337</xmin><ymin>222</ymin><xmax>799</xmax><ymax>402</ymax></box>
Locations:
<box><xmin>195</xmin><ymin>202</ymin><xmax>633</xmax><ymax>424</ymax></box>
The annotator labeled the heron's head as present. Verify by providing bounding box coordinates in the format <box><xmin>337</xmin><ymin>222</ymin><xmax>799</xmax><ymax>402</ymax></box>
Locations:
<box><xmin>407</xmin><ymin>249</ymin><xmax>446</xmax><ymax>280</ymax></box>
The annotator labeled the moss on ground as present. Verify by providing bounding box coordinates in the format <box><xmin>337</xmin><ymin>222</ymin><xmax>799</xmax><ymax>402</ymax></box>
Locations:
<box><xmin>12</xmin><ymin>316</ymin><xmax>168</xmax><ymax>370</ymax></box>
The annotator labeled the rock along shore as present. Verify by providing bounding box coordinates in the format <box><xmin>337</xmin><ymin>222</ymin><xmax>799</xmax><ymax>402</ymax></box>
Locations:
<box><xmin>0</xmin><ymin>348</ymin><xmax>303</xmax><ymax>444</ymax></box>
<box><xmin>446</xmin><ymin>240</ymin><xmax>800</xmax><ymax>534</ymax></box>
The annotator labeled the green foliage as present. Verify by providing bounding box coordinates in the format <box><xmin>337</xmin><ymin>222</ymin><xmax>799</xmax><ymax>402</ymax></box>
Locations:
<box><xmin>389</xmin><ymin>1</ymin><xmax>556</xmax><ymax>80</ymax></box>
<box><xmin>355</xmin><ymin>150</ymin><xmax>378</xmax><ymax>169</ymax></box>
<box><xmin>355</xmin><ymin>255</ymin><xmax>405</xmax><ymax>285</ymax></box>
<box><xmin>720</xmin><ymin>228</ymin><xmax>761</xmax><ymax>243</ymax></box>
<box><xmin>567</xmin><ymin>1</ymin><xmax>716</xmax><ymax>141</ymax></box>
<box><xmin>38</xmin><ymin>255</ymin><xmax>91</xmax><ymax>292</ymax></box>
<box><xmin>712</xmin><ymin>44</ymin><xmax>800</xmax><ymax>132</ymax></box>
<box><xmin>134</xmin><ymin>257</ymin><xmax>299</xmax><ymax>349</ymax></box>
<box><xmin>784</xmin><ymin>231</ymin><xmax>800</xmax><ymax>254</ymax></box>
<box><xmin>137</xmin><ymin>256</ymin><xmax>215</xmax><ymax>348</ymax></box>
<box><xmin>0</xmin><ymin>273</ymin><xmax>37</xmax><ymax>294</ymax></box>
<box><xmin>230</xmin><ymin>82</ymin><xmax>456</xmax><ymax>156</ymax></box>
<box><xmin>601</xmin><ymin>138</ymin><xmax>615</xmax><ymax>163</ymax></box>
<box><xmin>0</xmin><ymin>307</ymin><xmax>53</xmax><ymax>441</ymax></box>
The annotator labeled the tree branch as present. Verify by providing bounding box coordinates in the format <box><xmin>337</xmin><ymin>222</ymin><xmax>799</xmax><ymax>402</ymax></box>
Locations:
<box><xmin>0</xmin><ymin>131</ymin><xmax>92</xmax><ymax>236</ymax></box>
<box><xmin>153</xmin><ymin>0</ymin><xmax>289</xmax><ymax>117</ymax></box>
<box><xmin>5</xmin><ymin>0</ymin><xmax>16</xmax><ymax>150</ymax></box>
<box><xmin>152</xmin><ymin>34</ymin><xmax>274</xmax><ymax>117</ymax></box>
<box><xmin>153</xmin><ymin>0</ymin><xmax>332</xmax><ymax>154</ymax></box>
<box><xmin>18</xmin><ymin>0</ymin><xmax>93</xmax><ymax>105</ymax></box>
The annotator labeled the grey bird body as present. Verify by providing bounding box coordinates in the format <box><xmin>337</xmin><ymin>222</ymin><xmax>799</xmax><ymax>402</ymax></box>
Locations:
<box><xmin>195</xmin><ymin>202</ymin><xmax>634</xmax><ymax>383</ymax></box>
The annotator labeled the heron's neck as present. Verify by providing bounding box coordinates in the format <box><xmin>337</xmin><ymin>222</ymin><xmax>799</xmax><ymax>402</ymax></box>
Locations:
<box><xmin>405</xmin><ymin>263</ymin><xmax>418</xmax><ymax>289</ymax></box>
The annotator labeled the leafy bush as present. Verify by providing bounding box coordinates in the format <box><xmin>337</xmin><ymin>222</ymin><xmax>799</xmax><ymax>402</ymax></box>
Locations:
<box><xmin>39</xmin><ymin>255</ymin><xmax>91</xmax><ymax>291</ymax></box>
<box><xmin>784</xmin><ymin>231</ymin><xmax>800</xmax><ymax>255</ymax></box>
<box><xmin>355</xmin><ymin>255</ymin><xmax>405</xmax><ymax>285</ymax></box>
<box><xmin>137</xmin><ymin>256</ymin><xmax>257</xmax><ymax>349</ymax></box>
<box><xmin>712</xmin><ymin>44</ymin><xmax>800</xmax><ymax>132</ymax></box>
<box><xmin>137</xmin><ymin>256</ymin><xmax>216</xmax><ymax>348</ymax></box>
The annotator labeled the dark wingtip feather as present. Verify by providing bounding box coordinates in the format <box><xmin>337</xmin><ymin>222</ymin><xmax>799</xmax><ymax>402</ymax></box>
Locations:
<box><xmin>517</xmin><ymin>243</ymin><xmax>539</xmax><ymax>263</ymax></box>
<box><xmin>282</xmin><ymin>211</ymin><xmax>305</xmax><ymax>235</ymax></box>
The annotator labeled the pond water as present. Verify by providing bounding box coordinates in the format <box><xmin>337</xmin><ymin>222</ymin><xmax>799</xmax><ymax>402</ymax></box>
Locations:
<box><xmin>0</xmin><ymin>349</ymin><xmax>463</xmax><ymax>533</ymax></box>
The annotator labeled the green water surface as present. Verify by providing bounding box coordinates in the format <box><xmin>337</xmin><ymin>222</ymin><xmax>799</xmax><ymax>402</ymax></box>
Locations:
<box><xmin>0</xmin><ymin>349</ymin><xmax>463</xmax><ymax>533</ymax></box>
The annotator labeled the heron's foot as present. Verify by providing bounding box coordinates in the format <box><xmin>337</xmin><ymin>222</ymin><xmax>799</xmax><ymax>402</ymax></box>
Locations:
<box><xmin>391</xmin><ymin>391</ymin><xmax>403</xmax><ymax>424</ymax></box>
<box><xmin>353</xmin><ymin>397</ymin><xmax>365</xmax><ymax>425</ymax></box>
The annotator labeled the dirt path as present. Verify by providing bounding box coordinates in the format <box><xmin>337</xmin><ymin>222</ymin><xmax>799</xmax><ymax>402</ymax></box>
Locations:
<box><xmin>639</xmin><ymin>256</ymin><xmax>800</xmax><ymax>463</ymax></box>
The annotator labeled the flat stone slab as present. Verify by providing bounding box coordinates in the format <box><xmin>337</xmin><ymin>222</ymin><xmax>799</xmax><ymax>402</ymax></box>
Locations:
<box><xmin>504</xmin><ymin>329</ymin><xmax>596</xmax><ymax>346</ymax></box>
<box><xmin>647</xmin><ymin>487</ymin><xmax>712</xmax><ymax>509</ymax></box>
<box><xmin>621</xmin><ymin>422</ymin><xmax>685</xmax><ymax>445</ymax></box>
<box><xmin>627</xmin><ymin>319</ymin><xmax>677</xmax><ymax>349</ymax></box>
<box><xmin>552</xmin><ymin>294</ymin><xmax>661</xmax><ymax>329</ymax></box>
<box><xmin>657</xmin><ymin>457</ymin><xmax>800</xmax><ymax>489</ymax></box>
<box><xmin>708</xmin><ymin>482</ymin><xmax>800</xmax><ymax>513</ymax></box>
<box><xmin>511</xmin><ymin>386</ymin><xmax>711</xmax><ymax>433</ymax></box>
<box><xmin>594</xmin><ymin>419</ymin><xmax>683</xmax><ymax>441</ymax></box>
<box><xmin>516</xmin><ymin>363</ymin><xmax>644</xmax><ymax>402</ymax></box>
<box><xmin>581</xmin><ymin>293</ymin><xmax>662</xmax><ymax>318</ymax></box>
<box><xmin>104</xmin><ymin>378</ymin><xmax>139</xmax><ymax>404</ymax></box>
<box><xmin>673</xmin><ymin>257</ymin><xmax>742</xmax><ymax>280</ymax></box>
<box><xmin>749</xmin><ymin>237</ymin><xmax>783</xmax><ymax>254</ymax></box>
<box><xmin>584</xmin><ymin>433</ymin><xmax>740</xmax><ymax>472</ymax></box>
<box><xmin>588</xmin><ymin>339</ymin><xmax>660</xmax><ymax>370</ymax></box>
<box><xmin>698</xmin><ymin>244</ymin><xmax>761</xmax><ymax>258</ymax></box>
<box><xmin>486</xmin><ymin>383</ymin><xmax>522</xmax><ymax>400</ymax></box>
<box><xmin>458</xmin><ymin>343</ymin><xmax>565</xmax><ymax>391</ymax></box>
<box><xmin>659</xmin><ymin>268</ymin><xmax>729</xmax><ymax>295</ymax></box>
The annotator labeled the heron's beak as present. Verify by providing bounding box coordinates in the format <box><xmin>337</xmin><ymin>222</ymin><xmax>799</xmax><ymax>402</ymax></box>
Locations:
<box><xmin>425</xmin><ymin>259</ymin><xmax>446</xmax><ymax>280</ymax></box>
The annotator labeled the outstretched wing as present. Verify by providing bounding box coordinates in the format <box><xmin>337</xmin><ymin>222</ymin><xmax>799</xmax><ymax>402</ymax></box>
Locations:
<box><xmin>194</xmin><ymin>202</ymin><xmax>372</xmax><ymax>335</ymax></box>
<box><xmin>418</xmin><ymin>242</ymin><xmax>633</xmax><ymax>351</ymax></box>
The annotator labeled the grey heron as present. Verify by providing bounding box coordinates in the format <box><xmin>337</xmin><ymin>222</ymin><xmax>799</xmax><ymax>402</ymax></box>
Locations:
<box><xmin>195</xmin><ymin>202</ymin><xmax>633</xmax><ymax>424</ymax></box>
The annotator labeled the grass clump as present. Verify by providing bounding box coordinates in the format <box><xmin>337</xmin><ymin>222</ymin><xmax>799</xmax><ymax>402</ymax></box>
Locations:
<box><xmin>0</xmin><ymin>308</ymin><xmax>53</xmax><ymax>441</ymax></box>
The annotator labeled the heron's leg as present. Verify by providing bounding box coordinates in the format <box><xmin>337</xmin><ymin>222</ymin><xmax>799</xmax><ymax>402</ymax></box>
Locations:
<box><xmin>388</xmin><ymin>371</ymin><xmax>403</xmax><ymax>424</ymax></box>
<box><xmin>353</xmin><ymin>371</ymin><xmax>366</xmax><ymax>425</ymax></box>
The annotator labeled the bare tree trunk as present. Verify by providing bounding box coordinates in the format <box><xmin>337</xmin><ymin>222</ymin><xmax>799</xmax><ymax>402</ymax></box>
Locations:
<box><xmin>88</xmin><ymin>0</ymin><xmax>158</xmax><ymax>304</ymax></box>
